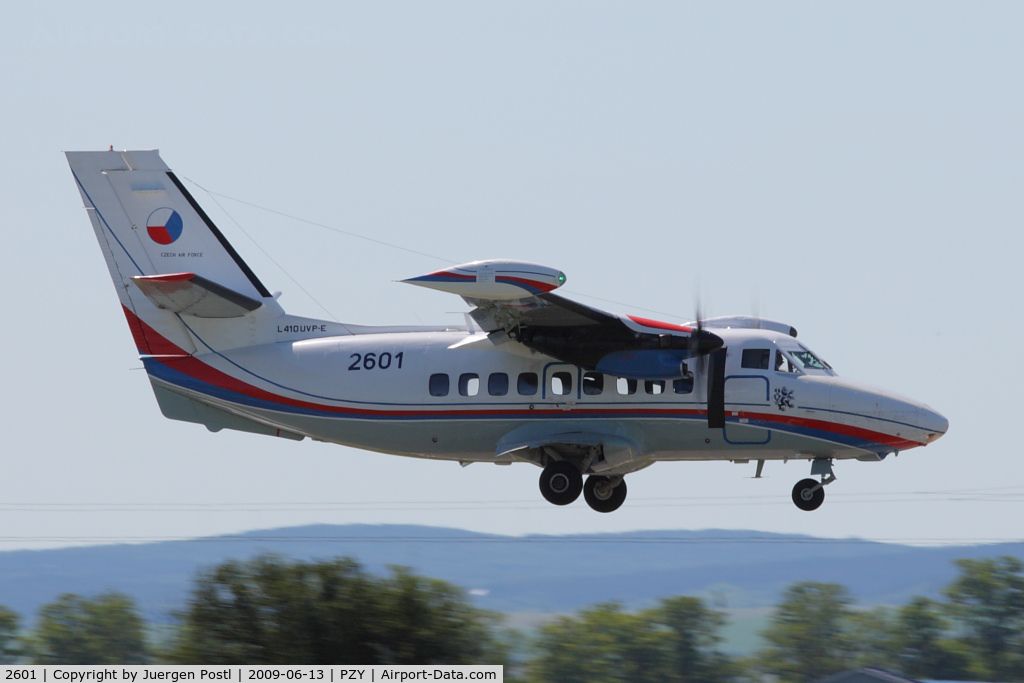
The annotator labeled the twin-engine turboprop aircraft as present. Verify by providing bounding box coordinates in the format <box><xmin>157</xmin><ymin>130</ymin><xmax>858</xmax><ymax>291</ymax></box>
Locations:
<box><xmin>67</xmin><ymin>150</ymin><xmax>948</xmax><ymax>513</ymax></box>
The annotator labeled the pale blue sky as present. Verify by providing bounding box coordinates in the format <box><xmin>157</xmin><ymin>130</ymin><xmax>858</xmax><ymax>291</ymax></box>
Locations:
<box><xmin>1</xmin><ymin>2</ymin><xmax>1022</xmax><ymax>549</ymax></box>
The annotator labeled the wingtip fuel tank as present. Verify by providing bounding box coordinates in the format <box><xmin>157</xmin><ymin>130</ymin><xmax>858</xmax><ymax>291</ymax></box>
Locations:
<box><xmin>403</xmin><ymin>260</ymin><xmax>566</xmax><ymax>300</ymax></box>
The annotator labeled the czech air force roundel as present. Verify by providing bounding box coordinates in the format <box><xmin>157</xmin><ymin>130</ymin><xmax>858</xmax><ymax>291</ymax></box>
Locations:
<box><xmin>147</xmin><ymin>207</ymin><xmax>183</xmax><ymax>245</ymax></box>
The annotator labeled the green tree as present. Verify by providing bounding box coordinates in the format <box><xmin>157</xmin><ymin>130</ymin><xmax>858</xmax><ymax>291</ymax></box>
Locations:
<box><xmin>529</xmin><ymin>603</ymin><xmax>672</xmax><ymax>683</ymax></box>
<box><xmin>653</xmin><ymin>596</ymin><xmax>738</xmax><ymax>682</ymax></box>
<box><xmin>374</xmin><ymin>566</ymin><xmax>506</xmax><ymax>664</ymax></box>
<box><xmin>890</xmin><ymin>597</ymin><xmax>969</xmax><ymax>680</ymax></box>
<box><xmin>944</xmin><ymin>555</ymin><xmax>1024</xmax><ymax>680</ymax></box>
<box><xmin>0</xmin><ymin>605</ymin><xmax>22</xmax><ymax>664</ymax></box>
<box><xmin>172</xmin><ymin>556</ymin><xmax>381</xmax><ymax>663</ymax></box>
<box><xmin>756</xmin><ymin>582</ymin><xmax>853</xmax><ymax>683</ymax></box>
<box><xmin>30</xmin><ymin>593</ymin><xmax>149</xmax><ymax>664</ymax></box>
<box><xmin>528</xmin><ymin>598</ymin><xmax>737</xmax><ymax>683</ymax></box>
<box><xmin>170</xmin><ymin>554</ymin><xmax>507</xmax><ymax>665</ymax></box>
<box><xmin>844</xmin><ymin>607</ymin><xmax>898</xmax><ymax>670</ymax></box>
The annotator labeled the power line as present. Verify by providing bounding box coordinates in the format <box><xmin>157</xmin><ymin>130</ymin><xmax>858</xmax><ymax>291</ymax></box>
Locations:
<box><xmin>0</xmin><ymin>534</ymin><xmax>1020</xmax><ymax>548</ymax></box>
<box><xmin>1</xmin><ymin>487</ymin><xmax>1023</xmax><ymax>514</ymax></box>
<box><xmin>185</xmin><ymin>178</ymin><xmax>692</xmax><ymax>320</ymax></box>
<box><xmin>182</xmin><ymin>178</ymin><xmax>456</xmax><ymax>266</ymax></box>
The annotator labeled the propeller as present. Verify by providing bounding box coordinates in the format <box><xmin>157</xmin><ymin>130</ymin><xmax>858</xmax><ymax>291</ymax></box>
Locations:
<box><xmin>688</xmin><ymin>297</ymin><xmax>727</xmax><ymax>429</ymax></box>
<box><xmin>686</xmin><ymin>299</ymin><xmax>723</xmax><ymax>365</ymax></box>
<box><xmin>707</xmin><ymin>346</ymin><xmax>727</xmax><ymax>429</ymax></box>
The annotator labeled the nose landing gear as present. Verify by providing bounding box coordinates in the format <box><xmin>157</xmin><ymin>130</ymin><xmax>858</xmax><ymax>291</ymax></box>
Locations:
<box><xmin>792</xmin><ymin>458</ymin><xmax>836</xmax><ymax>512</ymax></box>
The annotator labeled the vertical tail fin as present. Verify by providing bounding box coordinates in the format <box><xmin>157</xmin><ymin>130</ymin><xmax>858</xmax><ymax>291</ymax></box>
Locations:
<box><xmin>66</xmin><ymin>149</ymin><xmax>271</xmax><ymax>354</ymax></box>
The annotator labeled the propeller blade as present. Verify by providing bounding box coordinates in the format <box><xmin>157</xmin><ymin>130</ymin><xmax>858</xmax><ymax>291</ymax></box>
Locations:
<box><xmin>707</xmin><ymin>347</ymin><xmax>727</xmax><ymax>429</ymax></box>
<box><xmin>690</xmin><ymin>328</ymin><xmax>724</xmax><ymax>357</ymax></box>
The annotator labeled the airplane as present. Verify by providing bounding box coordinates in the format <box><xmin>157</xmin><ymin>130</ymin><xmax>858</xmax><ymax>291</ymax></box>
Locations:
<box><xmin>66</xmin><ymin>149</ymin><xmax>948</xmax><ymax>513</ymax></box>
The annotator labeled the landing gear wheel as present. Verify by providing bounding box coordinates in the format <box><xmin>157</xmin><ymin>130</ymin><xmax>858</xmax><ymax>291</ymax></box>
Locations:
<box><xmin>792</xmin><ymin>478</ymin><xmax>825</xmax><ymax>511</ymax></box>
<box><xmin>584</xmin><ymin>476</ymin><xmax>627</xmax><ymax>513</ymax></box>
<box><xmin>539</xmin><ymin>461</ymin><xmax>583</xmax><ymax>506</ymax></box>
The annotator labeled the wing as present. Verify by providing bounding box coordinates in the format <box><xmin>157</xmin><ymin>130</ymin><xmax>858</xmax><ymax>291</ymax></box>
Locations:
<box><xmin>404</xmin><ymin>260</ymin><xmax>722</xmax><ymax>379</ymax></box>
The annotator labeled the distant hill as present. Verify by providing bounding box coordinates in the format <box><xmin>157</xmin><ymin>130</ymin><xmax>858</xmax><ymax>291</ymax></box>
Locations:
<box><xmin>0</xmin><ymin>525</ymin><xmax>1021</xmax><ymax>624</ymax></box>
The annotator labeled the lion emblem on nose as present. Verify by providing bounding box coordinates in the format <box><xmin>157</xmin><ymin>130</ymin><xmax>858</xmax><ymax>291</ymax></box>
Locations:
<box><xmin>774</xmin><ymin>387</ymin><xmax>795</xmax><ymax>412</ymax></box>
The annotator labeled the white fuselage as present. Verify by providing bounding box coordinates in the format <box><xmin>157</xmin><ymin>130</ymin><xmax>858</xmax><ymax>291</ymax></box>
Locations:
<box><xmin>67</xmin><ymin>149</ymin><xmax>948</xmax><ymax>511</ymax></box>
<box><xmin>144</xmin><ymin>320</ymin><xmax>947</xmax><ymax>476</ymax></box>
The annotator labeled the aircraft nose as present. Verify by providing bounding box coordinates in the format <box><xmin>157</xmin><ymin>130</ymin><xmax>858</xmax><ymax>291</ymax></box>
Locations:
<box><xmin>919</xmin><ymin>405</ymin><xmax>949</xmax><ymax>444</ymax></box>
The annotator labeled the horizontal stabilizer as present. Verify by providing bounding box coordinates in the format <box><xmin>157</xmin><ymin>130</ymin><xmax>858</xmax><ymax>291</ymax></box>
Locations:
<box><xmin>131</xmin><ymin>272</ymin><xmax>262</xmax><ymax>318</ymax></box>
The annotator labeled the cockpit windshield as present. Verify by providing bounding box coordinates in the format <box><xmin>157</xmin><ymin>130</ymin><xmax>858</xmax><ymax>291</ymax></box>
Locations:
<box><xmin>773</xmin><ymin>342</ymin><xmax>834</xmax><ymax>375</ymax></box>
<box><xmin>789</xmin><ymin>343</ymin><xmax>832</xmax><ymax>371</ymax></box>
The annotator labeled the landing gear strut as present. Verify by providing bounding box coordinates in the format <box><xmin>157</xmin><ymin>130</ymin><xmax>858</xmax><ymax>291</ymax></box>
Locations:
<box><xmin>791</xmin><ymin>458</ymin><xmax>836</xmax><ymax>512</ymax></box>
<box><xmin>584</xmin><ymin>475</ymin><xmax>627</xmax><ymax>513</ymax></box>
<box><xmin>539</xmin><ymin>460</ymin><xmax>583</xmax><ymax>506</ymax></box>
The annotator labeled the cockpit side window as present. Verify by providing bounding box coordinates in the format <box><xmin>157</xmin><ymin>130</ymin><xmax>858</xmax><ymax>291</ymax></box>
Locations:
<box><xmin>775</xmin><ymin>350</ymin><xmax>799</xmax><ymax>373</ymax></box>
<box><xmin>741</xmin><ymin>349</ymin><xmax>771</xmax><ymax>370</ymax></box>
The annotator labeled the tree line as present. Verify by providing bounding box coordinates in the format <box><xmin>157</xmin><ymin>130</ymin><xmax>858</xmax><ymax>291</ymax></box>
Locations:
<box><xmin>1</xmin><ymin>554</ymin><xmax>1023</xmax><ymax>682</ymax></box>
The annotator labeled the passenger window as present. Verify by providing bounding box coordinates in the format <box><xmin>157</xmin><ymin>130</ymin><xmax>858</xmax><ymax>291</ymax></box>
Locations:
<box><xmin>673</xmin><ymin>377</ymin><xmax>694</xmax><ymax>394</ymax></box>
<box><xmin>429</xmin><ymin>373</ymin><xmax>449</xmax><ymax>397</ymax></box>
<box><xmin>645</xmin><ymin>380</ymin><xmax>665</xmax><ymax>395</ymax></box>
<box><xmin>551</xmin><ymin>371</ymin><xmax>573</xmax><ymax>396</ymax></box>
<box><xmin>616</xmin><ymin>378</ymin><xmax>637</xmax><ymax>395</ymax></box>
<box><xmin>583</xmin><ymin>372</ymin><xmax>604</xmax><ymax>396</ymax></box>
<box><xmin>517</xmin><ymin>372</ymin><xmax>538</xmax><ymax>396</ymax></box>
<box><xmin>488</xmin><ymin>373</ymin><xmax>509</xmax><ymax>396</ymax></box>
<box><xmin>459</xmin><ymin>373</ymin><xmax>479</xmax><ymax>397</ymax></box>
<box><xmin>741</xmin><ymin>349</ymin><xmax>771</xmax><ymax>370</ymax></box>
<box><xmin>775</xmin><ymin>351</ymin><xmax>799</xmax><ymax>373</ymax></box>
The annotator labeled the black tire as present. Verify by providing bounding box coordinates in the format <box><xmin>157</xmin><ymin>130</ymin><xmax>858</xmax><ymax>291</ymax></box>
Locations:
<box><xmin>792</xmin><ymin>478</ymin><xmax>825</xmax><ymax>511</ymax></box>
<box><xmin>539</xmin><ymin>461</ymin><xmax>583</xmax><ymax>506</ymax></box>
<box><xmin>583</xmin><ymin>476</ymin><xmax>628</xmax><ymax>513</ymax></box>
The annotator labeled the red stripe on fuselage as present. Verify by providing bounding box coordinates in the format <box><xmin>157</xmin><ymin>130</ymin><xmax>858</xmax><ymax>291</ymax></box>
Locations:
<box><xmin>122</xmin><ymin>308</ymin><xmax>925</xmax><ymax>448</ymax></box>
<box><xmin>739</xmin><ymin>410</ymin><xmax>924</xmax><ymax>451</ymax></box>
<box><xmin>121</xmin><ymin>305</ymin><xmax>154</xmax><ymax>355</ymax></box>
<box><xmin>121</xmin><ymin>305</ymin><xmax>187</xmax><ymax>356</ymax></box>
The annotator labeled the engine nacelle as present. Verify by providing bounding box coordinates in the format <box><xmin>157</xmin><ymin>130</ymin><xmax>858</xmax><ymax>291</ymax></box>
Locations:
<box><xmin>403</xmin><ymin>260</ymin><xmax>566</xmax><ymax>300</ymax></box>
<box><xmin>595</xmin><ymin>350</ymin><xmax>692</xmax><ymax>380</ymax></box>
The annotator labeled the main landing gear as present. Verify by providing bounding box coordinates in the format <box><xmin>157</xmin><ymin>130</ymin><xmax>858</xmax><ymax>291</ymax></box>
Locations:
<box><xmin>539</xmin><ymin>460</ymin><xmax>583</xmax><ymax>506</ymax></box>
<box><xmin>792</xmin><ymin>458</ymin><xmax>836</xmax><ymax>512</ymax></box>
<box><xmin>584</xmin><ymin>475</ymin><xmax>627</xmax><ymax>513</ymax></box>
<box><xmin>539</xmin><ymin>461</ymin><xmax>628</xmax><ymax>512</ymax></box>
